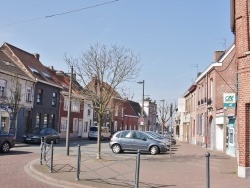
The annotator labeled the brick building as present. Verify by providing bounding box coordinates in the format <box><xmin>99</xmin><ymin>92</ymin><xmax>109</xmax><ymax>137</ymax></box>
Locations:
<box><xmin>231</xmin><ymin>0</ymin><xmax>250</xmax><ymax>178</ymax></box>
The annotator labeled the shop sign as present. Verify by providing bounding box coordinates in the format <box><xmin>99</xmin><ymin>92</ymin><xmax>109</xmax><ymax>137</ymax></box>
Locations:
<box><xmin>223</xmin><ymin>93</ymin><xmax>236</xmax><ymax>107</ymax></box>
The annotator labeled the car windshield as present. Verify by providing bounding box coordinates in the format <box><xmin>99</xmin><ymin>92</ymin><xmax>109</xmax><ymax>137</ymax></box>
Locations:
<box><xmin>146</xmin><ymin>132</ymin><xmax>163</xmax><ymax>139</ymax></box>
<box><xmin>90</xmin><ymin>127</ymin><xmax>98</xmax><ymax>131</ymax></box>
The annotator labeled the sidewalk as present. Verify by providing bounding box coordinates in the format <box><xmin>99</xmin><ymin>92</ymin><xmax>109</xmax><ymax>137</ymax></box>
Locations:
<box><xmin>25</xmin><ymin>142</ymin><xmax>250</xmax><ymax>188</ymax></box>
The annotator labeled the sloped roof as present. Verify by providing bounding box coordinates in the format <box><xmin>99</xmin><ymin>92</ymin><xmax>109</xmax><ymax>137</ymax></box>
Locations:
<box><xmin>124</xmin><ymin>100</ymin><xmax>141</xmax><ymax>117</ymax></box>
<box><xmin>0</xmin><ymin>50</ymin><xmax>30</xmax><ymax>79</ymax></box>
<box><xmin>46</xmin><ymin>66</ymin><xmax>84</xmax><ymax>96</ymax></box>
<box><xmin>1</xmin><ymin>42</ymin><xmax>60</xmax><ymax>88</ymax></box>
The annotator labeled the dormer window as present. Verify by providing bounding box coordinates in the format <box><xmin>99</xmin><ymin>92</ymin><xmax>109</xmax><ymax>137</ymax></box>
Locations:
<box><xmin>29</xmin><ymin>66</ymin><xmax>39</xmax><ymax>73</ymax></box>
<box><xmin>42</xmin><ymin>71</ymin><xmax>51</xmax><ymax>78</ymax></box>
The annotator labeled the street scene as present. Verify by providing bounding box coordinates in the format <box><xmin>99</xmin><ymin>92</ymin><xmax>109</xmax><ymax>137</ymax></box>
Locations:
<box><xmin>1</xmin><ymin>0</ymin><xmax>250</xmax><ymax>187</ymax></box>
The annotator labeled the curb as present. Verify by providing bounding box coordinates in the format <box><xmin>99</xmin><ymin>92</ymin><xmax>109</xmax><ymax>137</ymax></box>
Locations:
<box><xmin>24</xmin><ymin>158</ymin><xmax>94</xmax><ymax>188</ymax></box>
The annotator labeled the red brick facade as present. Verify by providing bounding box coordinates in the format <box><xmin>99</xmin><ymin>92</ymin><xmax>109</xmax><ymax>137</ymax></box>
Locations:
<box><xmin>232</xmin><ymin>0</ymin><xmax>250</xmax><ymax>178</ymax></box>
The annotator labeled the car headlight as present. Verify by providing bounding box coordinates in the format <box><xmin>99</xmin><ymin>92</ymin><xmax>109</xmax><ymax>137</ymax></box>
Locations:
<box><xmin>23</xmin><ymin>135</ymin><xmax>27</xmax><ymax>138</ymax></box>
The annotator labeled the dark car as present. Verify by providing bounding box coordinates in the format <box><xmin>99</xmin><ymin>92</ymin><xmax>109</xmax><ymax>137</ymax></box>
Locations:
<box><xmin>0</xmin><ymin>130</ymin><xmax>15</xmax><ymax>153</ymax></box>
<box><xmin>23</xmin><ymin>128</ymin><xmax>60</xmax><ymax>144</ymax></box>
<box><xmin>109</xmin><ymin>130</ymin><xmax>168</xmax><ymax>155</ymax></box>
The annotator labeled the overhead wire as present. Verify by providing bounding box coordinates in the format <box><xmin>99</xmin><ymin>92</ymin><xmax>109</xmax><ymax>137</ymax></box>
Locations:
<box><xmin>0</xmin><ymin>0</ymin><xmax>119</xmax><ymax>28</ymax></box>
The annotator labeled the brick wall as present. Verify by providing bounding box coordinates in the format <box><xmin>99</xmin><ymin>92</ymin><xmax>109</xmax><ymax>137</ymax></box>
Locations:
<box><xmin>234</xmin><ymin>0</ymin><xmax>250</xmax><ymax>170</ymax></box>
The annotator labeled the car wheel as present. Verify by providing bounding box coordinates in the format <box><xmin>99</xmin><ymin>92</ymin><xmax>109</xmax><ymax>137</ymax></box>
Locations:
<box><xmin>111</xmin><ymin>144</ymin><xmax>121</xmax><ymax>154</ymax></box>
<box><xmin>150</xmin><ymin>146</ymin><xmax>159</xmax><ymax>155</ymax></box>
<box><xmin>1</xmin><ymin>142</ymin><xmax>10</xmax><ymax>153</ymax></box>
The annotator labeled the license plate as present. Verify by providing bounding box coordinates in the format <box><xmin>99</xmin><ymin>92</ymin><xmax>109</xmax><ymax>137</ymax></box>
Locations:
<box><xmin>26</xmin><ymin>138</ymin><xmax>31</xmax><ymax>141</ymax></box>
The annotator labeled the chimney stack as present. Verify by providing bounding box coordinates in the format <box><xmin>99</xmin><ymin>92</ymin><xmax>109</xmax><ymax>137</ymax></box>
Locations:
<box><xmin>33</xmin><ymin>53</ymin><xmax>40</xmax><ymax>60</ymax></box>
<box><xmin>214</xmin><ymin>51</ymin><xmax>224</xmax><ymax>62</ymax></box>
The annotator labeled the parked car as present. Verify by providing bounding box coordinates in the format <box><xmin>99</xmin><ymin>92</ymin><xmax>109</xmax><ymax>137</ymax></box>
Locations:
<box><xmin>23</xmin><ymin>128</ymin><xmax>60</xmax><ymax>144</ymax></box>
<box><xmin>109</xmin><ymin>130</ymin><xmax>168</xmax><ymax>155</ymax></box>
<box><xmin>88</xmin><ymin>126</ymin><xmax>111</xmax><ymax>140</ymax></box>
<box><xmin>146</xmin><ymin>131</ymin><xmax>176</xmax><ymax>145</ymax></box>
<box><xmin>0</xmin><ymin>130</ymin><xmax>15</xmax><ymax>153</ymax></box>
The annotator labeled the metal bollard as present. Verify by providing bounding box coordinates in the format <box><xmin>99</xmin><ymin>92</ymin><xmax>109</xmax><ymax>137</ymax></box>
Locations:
<box><xmin>76</xmin><ymin>144</ymin><xmax>81</xmax><ymax>181</ymax></box>
<box><xmin>205</xmin><ymin>152</ymin><xmax>210</xmax><ymax>188</ymax></box>
<box><xmin>40</xmin><ymin>137</ymin><xmax>44</xmax><ymax>165</ymax></box>
<box><xmin>50</xmin><ymin>141</ymin><xmax>54</xmax><ymax>173</ymax></box>
<box><xmin>135</xmin><ymin>150</ymin><xmax>141</xmax><ymax>188</ymax></box>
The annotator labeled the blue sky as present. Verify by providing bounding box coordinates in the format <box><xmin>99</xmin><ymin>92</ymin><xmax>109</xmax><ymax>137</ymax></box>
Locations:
<box><xmin>0</xmin><ymin>0</ymin><xmax>233</xmax><ymax>105</ymax></box>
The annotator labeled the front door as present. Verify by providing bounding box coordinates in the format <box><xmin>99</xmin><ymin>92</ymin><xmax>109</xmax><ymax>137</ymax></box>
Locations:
<box><xmin>226</xmin><ymin>118</ymin><xmax>235</xmax><ymax>157</ymax></box>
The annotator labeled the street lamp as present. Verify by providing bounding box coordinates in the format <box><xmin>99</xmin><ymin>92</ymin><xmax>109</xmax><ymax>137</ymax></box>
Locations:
<box><xmin>137</xmin><ymin>80</ymin><xmax>144</xmax><ymax>131</ymax></box>
<box><xmin>56</xmin><ymin>66</ymin><xmax>73</xmax><ymax>156</ymax></box>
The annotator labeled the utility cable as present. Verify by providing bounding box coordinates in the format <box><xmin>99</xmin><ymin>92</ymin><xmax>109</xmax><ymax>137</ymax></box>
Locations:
<box><xmin>0</xmin><ymin>0</ymin><xmax>119</xmax><ymax>28</ymax></box>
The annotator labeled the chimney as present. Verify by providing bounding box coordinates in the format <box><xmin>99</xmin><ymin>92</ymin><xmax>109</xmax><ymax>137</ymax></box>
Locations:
<box><xmin>214</xmin><ymin>51</ymin><xmax>224</xmax><ymax>62</ymax></box>
<box><xmin>48</xmin><ymin>66</ymin><xmax>54</xmax><ymax>70</ymax></box>
<box><xmin>33</xmin><ymin>53</ymin><xmax>40</xmax><ymax>60</ymax></box>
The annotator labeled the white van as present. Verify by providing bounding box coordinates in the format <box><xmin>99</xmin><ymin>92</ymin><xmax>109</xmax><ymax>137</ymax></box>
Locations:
<box><xmin>88</xmin><ymin>126</ymin><xmax>111</xmax><ymax>140</ymax></box>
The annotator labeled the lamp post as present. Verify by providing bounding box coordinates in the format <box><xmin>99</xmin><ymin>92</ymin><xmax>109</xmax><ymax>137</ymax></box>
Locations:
<box><xmin>137</xmin><ymin>80</ymin><xmax>144</xmax><ymax>131</ymax></box>
<box><xmin>66</xmin><ymin>66</ymin><xmax>73</xmax><ymax>156</ymax></box>
<box><xmin>56</xmin><ymin>66</ymin><xmax>73</xmax><ymax>156</ymax></box>
<box><xmin>160</xmin><ymin>99</ymin><xmax>165</xmax><ymax>134</ymax></box>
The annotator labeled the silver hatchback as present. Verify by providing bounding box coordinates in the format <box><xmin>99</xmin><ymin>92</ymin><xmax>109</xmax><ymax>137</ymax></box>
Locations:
<box><xmin>109</xmin><ymin>130</ymin><xmax>168</xmax><ymax>155</ymax></box>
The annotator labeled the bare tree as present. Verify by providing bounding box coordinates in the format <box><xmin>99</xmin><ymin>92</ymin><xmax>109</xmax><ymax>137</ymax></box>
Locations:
<box><xmin>65</xmin><ymin>44</ymin><xmax>141</xmax><ymax>159</ymax></box>
<box><xmin>158</xmin><ymin>102</ymin><xmax>177</xmax><ymax>134</ymax></box>
<box><xmin>0</xmin><ymin>75</ymin><xmax>23</xmax><ymax>136</ymax></box>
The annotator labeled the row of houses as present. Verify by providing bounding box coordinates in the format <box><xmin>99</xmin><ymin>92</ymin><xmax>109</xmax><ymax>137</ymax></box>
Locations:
<box><xmin>0</xmin><ymin>42</ymin><xmax>158</xmax><ymax>141</ymax></box>
<box><xmin>175</xmin><ymin>0</ymin><xmax>250</xmax><ymax>179</ymax></box>
<box><xmin>175</xmin><ymin>44</ymin><xmax>236</xmax><ymax>157</ymax></box>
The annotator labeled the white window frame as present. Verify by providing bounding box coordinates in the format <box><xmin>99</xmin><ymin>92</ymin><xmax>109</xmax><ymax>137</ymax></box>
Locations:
<box><xmin>73</xmin><ymin>118</ymin><xmax>78</xmax><ymax>132</ymax></box>
<box><xmin>72</xmin><ymin>100</ymin><xmax>80</xmax><ymax>112</ymax></box>
<box><xmin>0</xmin><ymin>79</ymin><xmax>6</xmax><ymax>97</ymax></box>
<box><xmin>60</xmin><ymin>117</ymin><xmax>67</xmax><ymax>131</ymax></box>
<box><xmin>26</xmin><ymin>86</ymin><xmax>32</xmax><ymax>102</ymax></box>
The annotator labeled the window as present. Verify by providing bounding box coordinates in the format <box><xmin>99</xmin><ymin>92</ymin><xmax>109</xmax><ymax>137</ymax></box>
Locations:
<box><xmin>26</xmin><ymin>87</ymin><xmax>32</xmax><ymax>102</ymax></box>
<box><xmin>93</xmin><ymin>111</ymin><xmax>97</xmax><ymax>118</ymax></box>
<box><xmin>0</xmin><ymin>79</ymin><xmax>6</xmax><ymax>97</ymax></box>
<box><xmin>73</xmin><ymin>118</ymin><xmax>78</xmax><ymax>131</ymax></box>
<box><xmin>210</xmin><ymin>79</ymin><xmax>213</xmax><ymax>101</ymax></box>
<box><xmin>29</xmin><ymin>66</ymin><xmax>39</xmax><ymax>73</ymax></box>
<box><xmin>84</xmin><ymin>122</ymin><xmax>88</xmax><ymax>132</ymax></box>
<box><xmin>51</xmin><ymin>114</ymin><xmax>55</xmax><ymax>129</ymax></box>
<box><xmin>201</xmin><ymin>113</ymin><xmax>205</xmax><ymax>136</ymax></box>
<box><xmin>35</xmin><ymin>113</ymin><xmax>41</xmax><ymax>128</ymax></box>
<box><xmin>42</xmin><ymin>71</ymin><xmax>51</xmax><ymax>78</ymax></box>
<box><xmin>64</xmin><ymin>96</ymin><xmax>69</xmax><ymax>111</ymax></box>
<box><xmin>60</xmin><ymin>117</ymin><xmax>67</xmax><ymax>131</ymax></box>
<box><xmin>115</xmin><ymin>106</ymin><xmax>118</xmax><ymax>116</ymax></box>
<box><xmin>43</xmin><ymin>114</ymin><xmax>49</xmax><ymax>128</ymax></box>
<box><xmin>120</xmin><ymin>131</ymin><xmax>131</xmax><ymax>138</ymax></box>
<box><xmin>37</xmin><ymin>89</ymin><xmax>43</xmax><ymax>104</ymax></box>
<box><xmin>87</xmin><ymin>109</ymin><xmax>91</xmax><ymax>116</ymax></box>
<box><xmin>52</xmin><ymin>92</ymin><xmax>57</xmax><ymax>106</ymax></box>
<box><xmin>72</xmin><ymin>100</ymin><xmax>80</xmax><ymax>112</ymax></box>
